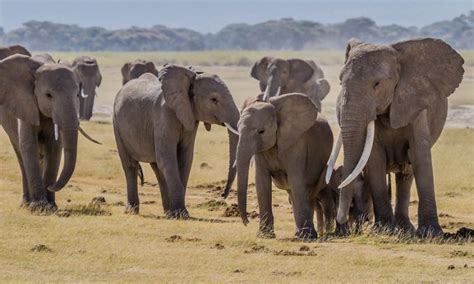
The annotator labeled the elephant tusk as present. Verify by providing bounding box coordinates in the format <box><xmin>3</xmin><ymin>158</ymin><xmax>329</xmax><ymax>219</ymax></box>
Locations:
<box><xmin>325</xmin><ymin>133</ymin><xmax>342</xmax><ymax>184</ymax></box>
<box><xmin>81</xmin><ymin>89</ymin><xmax>89</xmax><ymax>98</ymax></box>
<box><xmin>224</xmin><ymin>123</ymin><xmax>239</xmax><ymax>135</ymax></box>
<box><xmin>250</xmin><ymin>155</ymin><xmax>255</xmax><ymax>167</ymax></box>
<box><xmin>79</xmin><ymin>126</ymin><xmax>102</xmax><ymax>145</ymax></box>
<box><xmin>232</xmin><ymin>160</ymin><xmax>236</xmax><ymax>168</ymax></box>
<box><xmin>263</xmin><ymin>86</ymin><xmax>281</xmax><ymax>101</ymax></box>
<box><xmin>275</xmin><ymin>86</ymin><xmax>281</xmax><ymax>97</ymax></box>
<box><xmin>338</xmin><ymin>120</ymin><xmax>375</xmax><ymax>189</ymax></box>
<box><xmin>17</xmin><ymin>119</ymin><xmax>21</xmax><ymax>137</ymax></box>
<box><xmin>54</xmin><ymin>124</ymin><xmax>59</xmax><ymax>141</ymax></box>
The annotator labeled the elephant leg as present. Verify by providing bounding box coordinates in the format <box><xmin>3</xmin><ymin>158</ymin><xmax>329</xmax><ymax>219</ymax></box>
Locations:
<box><xmin>255</xmin><ymin>162</ymin><xmax>274</xmax><ymax>238</ymax></box>
<box><xmin>320</xmin><ymin>193</ymin><xmax>336</xmax><ymax>234</ymax></box>
<box><xmin>366</xmin><ymin>143</ymin><xmax>393</xmax><ymax>230</ymax></box>
<box><xmin>177</xmin><ymin>130</ymin><xmax>197</xmax><ymax>193</ymax></box>
<box><xmin>314</xmin><ymin>200</ymin><xmax>324</xmax><ymax>235</ymax></box>
<box><xmin>42</xmin><ymin>130</ymin><xmax>61</xmax><ymax>210</ymax></box>
<box><xmin>410</xmin><ymin>110</ymin><xmax>442</xmax><ymax>237</ymax></box>
<box><xmin>155</xmin><ymin>144</ymin><xmax>188</xmax><ymax>219</ymax></box>
<box><xmin>394</xmin><ymin>172</ymin><xmax>415</xmax><ymax>234</ymax></box>
<box><xmin>18</xmin><ymin>122</ymin><xmax>48</xmax><ymax>211</ymax></box>
<box><xmin>11</xmin><ymin>144</ymin><xmax>30</xmax><ymax>206</ymax></box>
<box><xmin>150</xmin><ymin>162</ymin><xmax>170</xmax><ymax>213</ymax></box>
<box><xmin>114</xmin><ymin>131</ymin><xmax>140</xmax><ymax>214</ymax></box>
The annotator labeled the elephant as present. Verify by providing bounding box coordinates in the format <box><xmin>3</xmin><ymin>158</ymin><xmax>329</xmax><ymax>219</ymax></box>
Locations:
<box><xmin>0</xmin><ymin>53</ymin><xmax>84</xmax><ymax>211</ymax></box>
<box><xmin>325</xmin><ymin>38</ymin><xmax>464</xmax><ymax>237</ymax></box>
<box><xmin>236</xmin><ymin>93</ymin><xmax>333</xmax><ymax>240</ymax></box>
<box><xmin>0</xmin><ymin>44</ymin><xmax>31</xmax><ymax>59</ymax></box>
<box><xmin>63</xmin><ymin>56</ymin><xmax>102</xmax><ymax>121</ymax></box>
<box><xmin>121</xmin><ymin>59</ymin><xmax>158</xmax><ymax>85</ymax></box>
<box><xmin>251</xmin><ymin>57</ymin><xmax>330</xmax><ymax>110</ymax></box>
<box><xmin>113</xmin><ymin>64</ymin><xmax>240</xmax><ymax>217</ymax></box>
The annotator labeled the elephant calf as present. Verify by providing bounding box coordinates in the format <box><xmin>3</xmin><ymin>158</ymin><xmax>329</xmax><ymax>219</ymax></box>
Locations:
<box><xmin>113</xmin><ymin>65</ymin><xmax>240</xmax><ymax>217</ymax></box>
<box><xmin>236</xmin><ymin>93</ymin><xmax>333</xmax><ymax>240</ymax></box>
<box><xmin>121</xmin><ymin>59</ymin><xmax>158</xmax><ymax>85</ymax></box>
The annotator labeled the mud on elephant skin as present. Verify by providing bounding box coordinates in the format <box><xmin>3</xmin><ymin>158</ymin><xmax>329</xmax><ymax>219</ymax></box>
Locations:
<box><xmin>121</xmin><ymin>59</ymin><xmax>158</xmax><ymax>85</ymax></box>
<box><xmin>236</xmin><ymin>93</ymin><xmax>333</xmax><ymax>240</ymax></box>
<box><xmin>251</xmin><ymin>56</ymin><xmax>330</xmax><ymax>111</ymax></box>
<box><xmin>326</xmin><ymin>38</ymin><xmax>464</xmax><ymax>237</ymax></box>
<box><xmin>113</xmin><ymin>65</ymin><xmax>240</xmax><ymax>218</ymax></box>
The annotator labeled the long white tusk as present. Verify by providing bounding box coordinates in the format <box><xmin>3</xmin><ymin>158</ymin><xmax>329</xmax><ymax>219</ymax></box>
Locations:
<box><xmin>325</xmin><ymin>133</ymin><xmax>342</xmax><ymax>184</ymax></box>
<box><xmin>54</xmin><ymin>124</ymin><xmax>59</xmax><ymax>141</ymax></box>
<box><xmin>250</xmin><ymin>155</ymin><xmax>255</xmax><ymax>167</ymax></box>
<box><xmin>232</xmin><ymin>160</ymin><xmax>236</xmax><ymax>168</ymax></box>
<box><xmin>17</xmin><ymin>119</ymin><xmax>21</xmax><ymax>137</ymax></box>
<box><xmin>338</xmin><ymin>120</ymin><xmax>375</xmax><ymax>189</ymax></box>
<box><xmin>224</xmin><ymin>123</ymin><xmax>239</xmax><ymax>135</ymax></box>
<box><xmin>263</xmin><ymin>86</ymin><xmax>281</xmax><ymax>101</ymax></box>
<box><xmin>81</xmin><ymin>89</ymin><xmax>88</xmax><ymax>98</ymax></box>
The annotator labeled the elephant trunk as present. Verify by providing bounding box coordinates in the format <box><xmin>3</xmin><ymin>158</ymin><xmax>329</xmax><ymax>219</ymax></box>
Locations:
<box><xmin>79</xmin><ymin>81</ymin><xmax>96</xmax><ymax>120</ymax></box>
<box><xmin>236</xmin><ymin>136</ymin><xmax>254</xmax><ymax>225</ymax></box>
<box><xmin>263</xmin><ymin>73</ymin><xmax>281</xmax><ymax>101</ymax></box>
<box><xmin>48</xmin><ymin>127</ymin><xmax>78</xmax><ymax>192</ymax></box>
<box><xmin>337</xmin><ymin>102</ymin><xmax>368</xmax><ymax>224</ymax></box>
<box><xmin>222</xmin><ymin>128</ymin><xmax>239</xmax><ymax>199</ymax></box>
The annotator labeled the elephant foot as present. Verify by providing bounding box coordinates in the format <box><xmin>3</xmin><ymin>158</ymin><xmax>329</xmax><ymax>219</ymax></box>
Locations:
<box><xmin>166</xmin><ymin>208</ymin><xmax>190</xmax><ymax>220</ymax></box>
<box><xmin>257</xmin><ymin>227</ymin><xmax>276</xmax><ymax>239</ymax></box>
<box><xmin>417</xmin><ymin>223</ymin><xmax>443</xmax><ymax>238</ymax></box>
<box><xmin>295</xmin><ymin>227</ymin><xmax>317</xmax><ymax>241</ymax></box>
<box><xmin>20</xmin><ymin>199</ymin><xmax>30</xmax><ymax>208</ymax></box>
<box><xmin>125</xmin><ymin>204</ymin><xmax>139</xmax><ymax>215</ymax></box>
<box><xmin>395</xmin><ymin>216</ymin><xmax>416</xmax><ymax>235</ymax></box>
<box><xmin>29</xmin><ymin>199</ymin><xmax>56</xmax><ymax>214</ymax></box>
<box><xmin>335</xmin><ymin>222</ymin><xmax>350</xmax><ymax>237</ymax></box>
<box><xmin>373</xmin><ymin>216</ymin><xmax>395</xmax><ymax>234</ymax></box>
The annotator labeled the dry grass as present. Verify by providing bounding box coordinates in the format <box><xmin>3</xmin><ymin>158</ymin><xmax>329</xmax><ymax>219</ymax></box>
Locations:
<box><xmin>0</xmin><ymin>51</ymin><xmax>473</xmax><ymax>282</ymax></box>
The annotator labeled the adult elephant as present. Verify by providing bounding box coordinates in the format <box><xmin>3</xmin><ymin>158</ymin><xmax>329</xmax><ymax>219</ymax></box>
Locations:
<box><xmin>113</xmin><ymin>64</ymin><xmax>240</xmax><ymax>217</ymax></box>
<box><xmin>0</xmin><ymin>54</ymin><xmax>84</xmax><ymax>211</ymax></box>
<box><xmin>326</xmin><ymin>38</ymin><xmax>464</xmax><ymax>237</ymax></box>
<box><xmin>0</xmin><ymin>44</ymin><xmax>31</xmax><ymax>58</ymax></box>
<box><xmin>236</xmin><ymin>93</ymin><xmax>332</xmax><ymax>240</ymax></box>
<box><xmin>121</xmin><ymin>59</ymin><xmax>158</xmax><ymax>85</ymax></box>
<box><xmin>251</xmin><ymin>57</ymin><xmax>330</xmax><ymax>110</ymax></box>
<box><xmin>68</xmin><ymin>56</ymin><xmax>102</xmax><ymax>121</ymax></box>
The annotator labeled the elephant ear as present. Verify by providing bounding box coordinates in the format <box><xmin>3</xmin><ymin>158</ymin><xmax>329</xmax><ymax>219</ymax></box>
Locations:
<box><xmin>389</xmin><ymin>38</ymin><xmax>464</xmax><ymax>129</ymax></box>
<box><xmin>146</xmin><ymin>62</ymin><xmax>159</xmax><ymax>77</ymax></box>
<box><xmin>0</xmin><ymin>55</ymin><xmax>42</xmax><ymax>125</ymax></box>
<box><xmin>315</xmin><ymin>78</ymin><xmax>330</xmax><ymax>101</ymax></box>
<box><xmin>121</xmin><ymin>62</ymin><xmax>132</xmax><ymax>84</ymax></box>
<box><xmin>158</xmin><ymin>65</ymin><xmax>197</xmax><ymax>131</ymax></box>
<box><xmin>288</xmin><ymin>59</ymin><xmax>315</xmax><ymax>84</ymax></box>
<box><xmin>270</xmin><ymin>93</ymin><xmax>318</xmax><ymax>152</ymax></box>
<box><xmin>96</xmin><ymin>71</ymin><xmax>102</xmax><ymax>87</ymax></box>
<box><xmin>250</xmin><ymin>56</ymin><xmax>272</xmax><ymax>80</ymax></box>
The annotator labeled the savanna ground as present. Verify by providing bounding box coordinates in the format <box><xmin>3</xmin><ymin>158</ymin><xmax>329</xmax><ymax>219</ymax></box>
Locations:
<box><xmin>0</xmin><ymin>50</ymin><xmax>473</xmax><ymax>282</ymax></box>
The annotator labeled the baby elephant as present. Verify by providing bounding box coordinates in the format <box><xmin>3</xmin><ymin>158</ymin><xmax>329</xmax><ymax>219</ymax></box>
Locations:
<box><xmin>236</xmin><ymin>93</ymin><xmax>333</xmax><ymax>240</ymax></box>
<box><xmin>113</xmin><ymin>65</ymin><xmax>240</xmax><ymax>217</ymax></box>
<box><xmin>121</xmin><ymin>59</ymin><xmax>158</xmax><ymax>85</ymax></box>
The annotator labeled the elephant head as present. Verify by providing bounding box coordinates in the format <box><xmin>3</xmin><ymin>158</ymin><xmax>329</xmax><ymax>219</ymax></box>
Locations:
<box><xmin>251</xmin><ymin>57</ymin><xmax>329</xmax><ymax>102</ymax></box>
<box><xmin>158</xmin><ymin>65</ymin><xmax>240</xmax><ymax>196</ymax></box>
<box><xmin>121</xmin><ymin>60</ymin><xmax>158</xmax><ymax>85</ymax></box>
<box><xmin>0</xmin><ymin>54</ymin><xmax>42</xmax><ymax>125</ymax></box>
<box><xmin>329</xmin><ymin>38</ymin><xmax>464</xmax><ymax>224</ymax></box>
<box><xmin>34</xmin><ymin>64</ymin><xmax>81</xmax><ymax>192</ymax></box>
<box><xmin>71</xmin><ymin>56</ymin><xmax>102</xmax><ymax>120</ymax></box>
<box><xmin>236</xmin><ymin>94</ymin><xmax>318</xmax><ymax>224</ymax></box>
<box><xmin>0</xmin><ymin>44</ymin><xmax>31</xmax><ymax>59</ymax></box>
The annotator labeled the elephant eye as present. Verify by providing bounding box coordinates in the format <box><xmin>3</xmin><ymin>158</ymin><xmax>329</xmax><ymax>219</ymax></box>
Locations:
<box><xmin>46</xmin><ymin>93</ymin><xmax>52</xmax><ymax>98</ymax></box>
<box><xmin>211</xmin><ymin>97</ymin><xmax>218</xmax><ymax>104</ymax></box>
<box><xmin>258</xmin><ymin>129</ymin><xmax>265</xmax><ymax>135</ymax></box>
<box><xmin>373</xmin><ymin>81</ymin><xmax>380</xmax><ymax>89</ymax></box>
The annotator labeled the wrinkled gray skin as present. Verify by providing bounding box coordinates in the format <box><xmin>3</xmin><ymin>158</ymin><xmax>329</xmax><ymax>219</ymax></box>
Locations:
<box><xmin>236</xmin><ymin>93</ymin><xmax>332</xmax><ymax>240</ymax></box>
<box><xmin>251</xmin><ymin>57</ymin><xmax>330</xmax><ymax>110</ymax></box>
<box><xmin>336</xmin><ymin>38</ymin><xmax>464</xmax><ymax>237</ymax></box>
<box><xmin>68</xmin><ymin>56</ymin><xmax>102</xmax><ymax>121</ymax></box>
<box><xmin>0</xmin><ymin>51</ymin><xmax>80</xmax><ymax>211</ymax></box>
<box><xmin>113</xmin><ymin>65</ymin><xmax>240</xmax><ymax>217</ymax></box>
<box><xmin>121</xmin><ymin>59</ymin><xmax>158</xmax><ymax>85</ymax></box>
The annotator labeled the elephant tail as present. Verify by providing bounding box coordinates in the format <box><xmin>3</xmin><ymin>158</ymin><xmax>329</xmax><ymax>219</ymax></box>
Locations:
<box><xmin>138</xmin><ymin>164</ymin><xmax>145</xmax><ymax>186</ymax></box>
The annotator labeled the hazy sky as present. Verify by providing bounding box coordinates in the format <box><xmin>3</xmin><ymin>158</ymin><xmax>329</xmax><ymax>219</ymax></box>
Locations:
<box><xmin>0</xmin><ymin>0</ymin><xmax>472</xmax><ymax>32</ymax></box>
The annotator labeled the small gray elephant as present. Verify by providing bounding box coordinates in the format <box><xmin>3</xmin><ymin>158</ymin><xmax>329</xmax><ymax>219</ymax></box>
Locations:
<box><xmin>121</xmin><ymin>59</ymin><xmax>158</xmax><ymax>85</ymax></box>
<box><xmin>326</xmin><ymin>38</ymin><xmax>464</xmax><ymax>237</ymax></box>
<box><xmin>113</xmin><ymin>64</ymin><xmax>240</xmax><ymax>217</ymax></box>
<box><xmin>0</xmin><ymin>52</ymin><xmax>85</xmax><ymax>211</ymax></box>
<box><xmin>251</xmin><ymin>57</ymin><xmax>330</xmax><ymax>110</ymax></box>
<box><xmin>236</xmin><ymin>93</ymin><xmax>333</xmax><ymax>240</ymax></box>
<box><xmin>61</xmin><ymin>56</ymin><xmax>102</xmax><ymax>121</ymax></box>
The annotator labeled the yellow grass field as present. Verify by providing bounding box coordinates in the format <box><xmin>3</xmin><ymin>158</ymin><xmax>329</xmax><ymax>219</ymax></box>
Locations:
<box><xmin>0</xmin><ymin>51</ymin><xmax>473</xmax><ymax>282</ymax></box>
